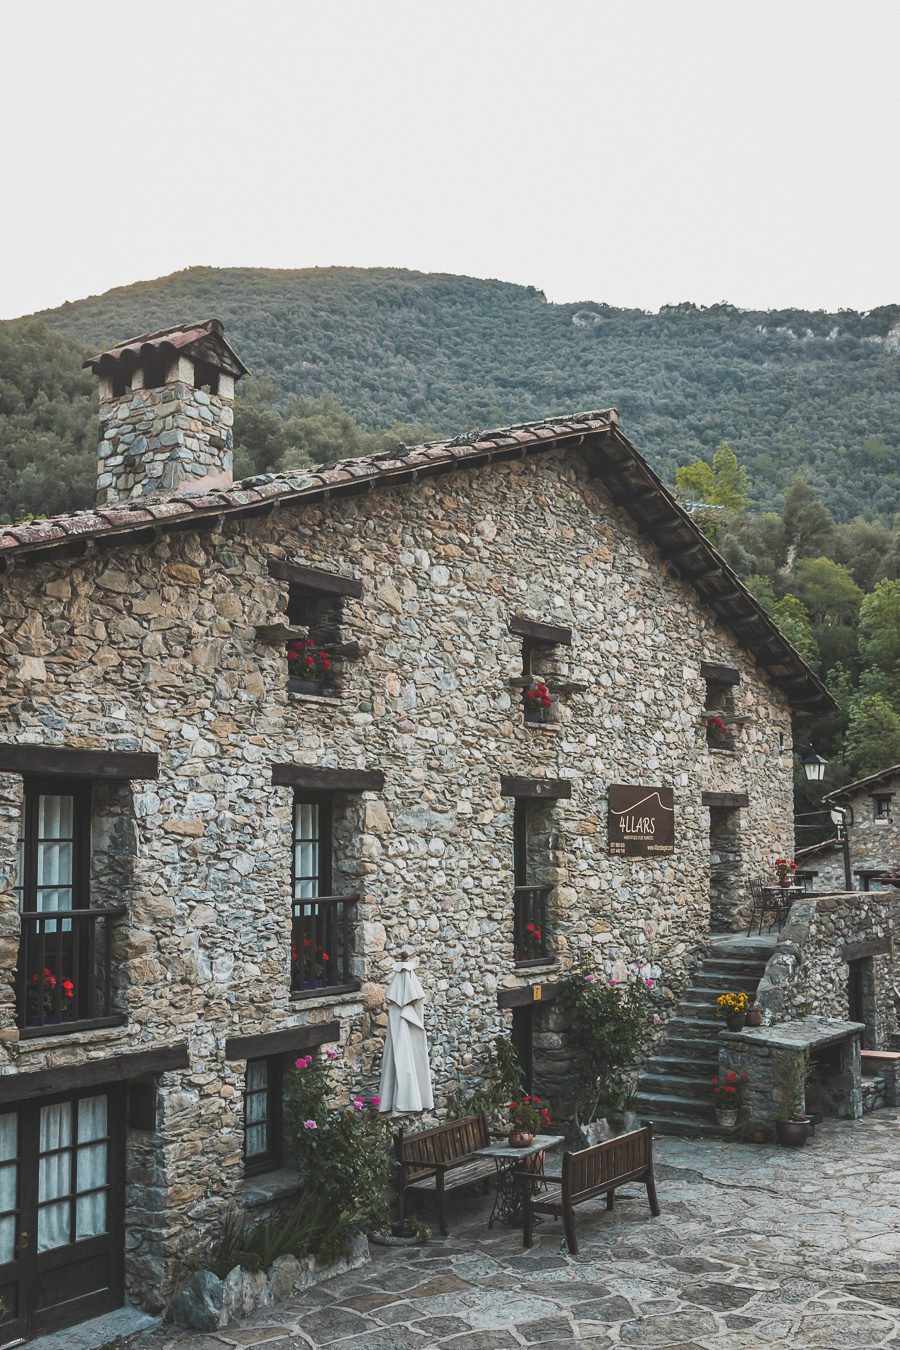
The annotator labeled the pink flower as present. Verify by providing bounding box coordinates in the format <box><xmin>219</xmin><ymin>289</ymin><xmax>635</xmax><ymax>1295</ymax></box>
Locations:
<box><xmin>294</xmin><ymin>1056</ymin><xmax>311</xmax><ymax>1070</ymax></box>
<box><xmin>370</xmin><ymin>1096</ymin><xmax>381</xmax><ymax>1106</ymax></box>
<box><xmin>609</xmin><ymin>979</ymin><xmax>617</xmax><ymax>986</ymax></box>
<box><xmin>585</xmin><ymin>974</ymin><xmax>597</xmax><ymax>984</ymax></box>
<box><xmin>653</xmin><ymin>1013</ymin><xmax>661</xmax><ymax>1023</ymax></box>
<box><xmin>644</xmin><ymin>978</ymin><xmax>655</xmax><ymax>988</ymax></box>
<box><xmin>303</xmin><ymin>1119</ymin><xmax>317</xmax><ymax>1130</ymax></box>
<box><xmin>325</xmin><ymin>1048</ymin><xmax>339</xmax><ymax>1061</ymax></box>
<box><xmin>352</xmin><ymin>1097</ymin><xmax>365</xmax><ymax>1110</ymax></box>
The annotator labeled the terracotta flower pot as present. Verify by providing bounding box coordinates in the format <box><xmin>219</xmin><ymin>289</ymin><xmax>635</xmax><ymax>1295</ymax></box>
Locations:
<box><xmin>746</xmin><ymin>1008</ymin><xmax>763</xmax><ymax>1027</ymax></box>
<box><xmin>775</xmin><ymin>1118</ymin><xmax>810</xmax><ymax>1148</ymax></box>
<box><xmin>750</xmin><ymin>1128</ymin><xmax>768</xmax><ymax>1144</ymax></box>
<box><xmin>508</xmin><ymin>1130</ymin><xmax>534</xmax><ymax>1148</ymax></box>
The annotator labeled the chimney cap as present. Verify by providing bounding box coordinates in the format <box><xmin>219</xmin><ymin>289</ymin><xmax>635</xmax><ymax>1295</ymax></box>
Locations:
<box><xmin>84</xmin><ymin>317</ymin><xmax>250</xmax><ymax>379</ymax></box>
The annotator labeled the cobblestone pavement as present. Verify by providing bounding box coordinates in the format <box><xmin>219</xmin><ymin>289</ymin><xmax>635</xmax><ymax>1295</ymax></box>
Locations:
<box><xmin>145</xmin><ymin>1111</ymin><xmax>900</xmax><ymax>1349</ymax></box>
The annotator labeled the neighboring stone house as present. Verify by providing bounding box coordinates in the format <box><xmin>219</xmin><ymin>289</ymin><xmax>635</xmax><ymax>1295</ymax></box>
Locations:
<box><xmin>825</xmin><ymin>765</ymin><xmax>900</xmax><ymax>889</ymax></box>
<box><xmin>0</xmin><ymin>319</ymin><xmax>834</xmax><ymax>1337</ymax></box>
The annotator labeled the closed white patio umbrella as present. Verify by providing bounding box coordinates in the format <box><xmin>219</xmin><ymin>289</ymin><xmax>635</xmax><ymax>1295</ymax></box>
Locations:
<box><xmin>379</xmin><ymin>952</ymin><xmax>434</xmax><ymax>1114</ymax></box>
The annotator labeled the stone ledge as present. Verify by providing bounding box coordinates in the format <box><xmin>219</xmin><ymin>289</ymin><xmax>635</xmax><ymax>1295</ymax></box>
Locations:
<box><xmin>288</xmin><ymin>989</ymin><xmax>365</xmax><ymax>1013</ymax></box>
<box><xmin>240</xmin><ymin>1167</ymin><xmax>302</xmax><ymax>1209</ymax></box>
<box><xmin>14</xmin><ymin>1022</ymin><xmax>133</xmax><ymax>1057</ymax></box>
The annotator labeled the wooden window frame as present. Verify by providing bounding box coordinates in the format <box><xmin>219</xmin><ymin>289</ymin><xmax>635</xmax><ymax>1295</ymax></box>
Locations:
<box><xmin>290</xmin><ymin>793</ymin><xmax>359</xmax><ymax>999</ymax></box>
<box><xmin>18</xmin><ymin>777</ymin><xmax>91</xmax><ymax>915</ymax></box>
<box><xmin>243</xmin><ymin>1056</ymin><xmax>283</xmax><ymax>1176</ymax></box>
<box><xmin>874</xmin><ymin>796</ymin><xmax>893</xmax><ymax>822</ymax></box>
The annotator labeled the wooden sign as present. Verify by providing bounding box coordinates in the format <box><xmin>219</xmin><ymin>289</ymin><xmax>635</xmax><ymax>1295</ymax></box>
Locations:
<box><xmin>608</xmin><ymin>785</ymin><xmax>675</xmax><ymax>857</ymax></box>
<box><xmin>532</xmin><ymin>985</ymin><xmax>542</xmax><ymax>1001</ymax></box>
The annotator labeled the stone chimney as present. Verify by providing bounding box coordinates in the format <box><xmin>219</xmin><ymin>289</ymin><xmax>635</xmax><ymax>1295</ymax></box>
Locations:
<box><xmin>85</xmin><ymin>318</ymin><xmax>249</xmax><ymax>507</ymax></box>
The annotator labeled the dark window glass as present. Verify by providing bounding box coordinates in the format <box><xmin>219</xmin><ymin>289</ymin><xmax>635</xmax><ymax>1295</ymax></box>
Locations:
<box><xmin>244</xmin><ymin>1057</ymin><xmax>282</xmax><ymax>1174</ymax></box>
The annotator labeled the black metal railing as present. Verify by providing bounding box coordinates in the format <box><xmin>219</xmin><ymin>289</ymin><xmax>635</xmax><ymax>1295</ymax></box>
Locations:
<box><xmin>16</xmin><ymin>907</ymin><xmax>127</xmax><ymax>1037</ymax></box>
<box><xmin>513</xmin><ymin>885</ymin><xmax>551</xmax><ymax>966</ymax></box>
<box><xmin>291</xmin><ymin>894</ymin><xmax>359</xmax><ymax>997</ymax></box>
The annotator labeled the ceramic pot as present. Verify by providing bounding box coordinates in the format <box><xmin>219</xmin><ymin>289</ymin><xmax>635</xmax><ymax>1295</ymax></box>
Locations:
<box><xmin>715</xmin><ymin>1108</ymin><xmax>739</xmax><ymax>1129</ymax></box>
<box><xmin>750</xmin><ymin>1128</ymin><xmax>768</xmax><ymax>1144</ymax></box>
<box><xmin>726</xmin><ymin>1013</ymin><xmax>746</xmax><ymax>1032</ymax></box>
<box><xmin>775</xmin><ymin>1117</ymin><xmax>810</xmax><ymax>1148</ymax></box>
<box><xmin>508</xmin><ymin>1130</ymin><xmax>534</xmax><ymax>1148</ymax></box>
<box><xmin>746</xmin><ymin>1007</ymin><xmax>763</xmax><ymax>1027</ymax></box>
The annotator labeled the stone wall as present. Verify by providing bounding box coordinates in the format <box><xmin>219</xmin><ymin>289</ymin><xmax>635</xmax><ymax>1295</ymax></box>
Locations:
<box><xmin>97</xmin><ymin>378</ymin><xmax>235</xmax><ymax>505</ymax></box>
<box><xmin>0</xmin><ymin>445</ymin><xmax>796</xmax><ymax>1303</ymax></box>
<box><xmin>754</xmin><ymin>892</ymin><xmax>895</xmax><ymax>1045</ymax></box>
<box><xmin>719</xmin><ymin>1020</ymin><xmax>863</xmax><ymax>1127</ymax></box>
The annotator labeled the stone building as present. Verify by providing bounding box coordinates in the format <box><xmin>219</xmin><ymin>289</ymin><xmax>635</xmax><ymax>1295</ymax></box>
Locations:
<box><xmin>0</xmin><ymin>319</ymin><xmax>834</xmax><ymax>1337</ymax></box>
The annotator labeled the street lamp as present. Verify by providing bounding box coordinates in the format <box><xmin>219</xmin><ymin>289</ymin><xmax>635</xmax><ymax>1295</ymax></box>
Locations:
<box><xmin>829</xmin><ymin>806</ymin><xmax>853</xmax><ymax>891</ymax></box>
<box><xmin>802</xmin><ymin>752</ymin><xmax>828</xmax><ymax>783</ymax></box>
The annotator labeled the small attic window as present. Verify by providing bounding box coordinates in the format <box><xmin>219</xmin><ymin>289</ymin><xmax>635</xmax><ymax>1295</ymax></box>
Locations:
<box><xmin>266</xmin><ymin>560</ymin><xmax>362</xmax><ymax>698</ymax></box>
<box><xmin>701</xmin><ymin>662</ymin><xmax>739</xmax><ymax>751</ymax></box>
<box><xmin>193</xmin><ymin>358</ymin><xmax>220</xmax><ymax>395</ymax></box>
<box><xmin>509</xmin><ymin>616</ymin><xmax>571</xmax><ymax>727</ymax></box>
<box><xmin>111</xmin><ymin>369</ymin><xmax>130</xmax><ymax>398</ymax></box>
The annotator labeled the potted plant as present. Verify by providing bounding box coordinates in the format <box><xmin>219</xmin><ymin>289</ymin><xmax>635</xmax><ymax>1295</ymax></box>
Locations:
<box><xmin>286</xmin><ymin>636</ymin><xmax>334</xmax><ymax>694</ymax></box>
<box><xmin>706</xmin><ymin>714</ymin><xmax>733</xmax><ymax>748</ymax></box>
<box><xmin>716</xmin><ymin>990</ymin><xmax>750</xmax><ymax>1031</ymax></box>
<box><xmin>26</xmin><ymin>967</ymin><xmax>74</xmax><ymax>1025</ymax></box>
<box><xmin>745</xmin><ymin>1121</ymin><xmax>768</xmax><ymax>1144</ymax></box>
<box><xmin>746</xmin><ymin>1005</ymin><xmax>764</xmax><ymax>1028</ymax></box>
<box><xmin>711</xmin><ymin>1070</ymin><xmax>747</xmax><ymax>1128</ymax></box>
<box><xmin>773</xmin><ymin>856</ymin><xmax>797</xmax><ymax>888</ymax></box>
<box><xmin>507</xmin><ymin>1095</ymin><xmax>551</xmax><ymax>1148</ymax></box>
<box><xmin>774</xmin><ymin>1048</ymin><xmax>811</xmax><ymax>1147</ymax></box>
<box><xmin>523</xmin><ymin>682</ymin><xmax>553</xmax><ymax>723</ymax></box>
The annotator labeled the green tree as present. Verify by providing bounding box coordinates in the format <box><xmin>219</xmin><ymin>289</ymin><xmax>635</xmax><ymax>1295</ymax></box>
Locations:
<box><xmin>793</xmin><ymin>557</ymin><xmax>863</xmax><ymax>627</ymax></box>
<box><xmin>858</xmin><ymin>579</ymin><xmax>900</xmax><ymax>677</ymax></box>
<box><xmin>676</xmin><ymin>442</ymin><xmax>750</xmax><ymax>511</ymax></box>
<box><xmin>771</xmin><ymin>594</ymin><xmax>819</xmax><ymax>669</ymax></box>
<box><xmin>781</xmin><ymin>477</ymin><xmax>838</xmax><ymax>566</ymax></box>
<box><xmin>845</xmin><ymin>695</ymin><xmax>900</xmax><ymax>778</ymax></box>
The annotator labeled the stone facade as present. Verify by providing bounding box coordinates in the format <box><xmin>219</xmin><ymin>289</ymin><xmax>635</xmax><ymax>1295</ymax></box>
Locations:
<box><xmin>754</xmin><ymin>891</ymin><xmax>895</xmax><ymax>1046</ymax></box>
<box><xmin>0</xmin><ymin>325</ymin><xmax>818</xmax><ymax>1326</ymax></box>
<box><xmin>719</xmin><ymin>1018</ymin><xmax>864</xmax><ymax>1128</ymax></box>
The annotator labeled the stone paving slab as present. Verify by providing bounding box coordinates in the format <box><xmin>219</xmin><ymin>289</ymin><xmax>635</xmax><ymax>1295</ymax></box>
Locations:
<box><xmin>139</xmin><ymin>1110</ymin><xmax>900</xmax><ymax>1348</ymax></box>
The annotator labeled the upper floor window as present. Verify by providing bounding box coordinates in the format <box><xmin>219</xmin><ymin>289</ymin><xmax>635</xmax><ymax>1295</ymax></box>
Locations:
<box><xmin>15</xmin><ymin>778</ymin><xmax>125</xmax><ymax>1037</ymax></box>
<box><xmin>874</xmin><ymin>796</ymin><xmax>893</xmax><ymax>823</ymax></box>
<box><xmin>291</xmin><ymin>793</ymin><xmax>357</xmax><ymax>997</ymax></box>
<box><xmin>511</xmin><ymin>796</ymin><xmax>555</xmax><ymax>968</ymax></box>
<box><xmin>267</xmin><ymin>561</ymin><xmax>362</xmax><ymax>698</ymax></box>
<box><xmin>244</xmin><ymin>1056</ymin><xmax>283</xmax><ymax>1175</ymax></box>
<box><xmin>701</xmin><ymin>662</ymin><xmax>739</xmax><ymax>751</ymax></box>
<box><xmin>509</xmin><ymin>616</ymin><xmax>571</xmax><ymax>727</ymax></box>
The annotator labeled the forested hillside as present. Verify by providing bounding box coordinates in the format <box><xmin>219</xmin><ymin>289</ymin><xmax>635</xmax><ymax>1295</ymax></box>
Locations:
<box><xmin>8</xmin><ymin>265</ymin><xmax>898</xmax><ymax>521</ymax></box>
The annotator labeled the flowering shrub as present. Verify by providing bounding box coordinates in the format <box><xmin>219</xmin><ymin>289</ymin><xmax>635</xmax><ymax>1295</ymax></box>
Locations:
<box><xmin>523</xmin><ymin>682</ymin><xmax>553</xmax><ymax>719</ymax></box>
<box><xmin>508</xmin><ymin>1094</ymin><xmax>551</xmax><ymax>1134</ymax></box>
<box><xmin>286</xmin><ymin>635</ymin><xmax>334</xmax><ymax>684</ymax></box>
<box><xmin>286</xmin><ymin>1050</ymin><xmax>391</xmax><ymax>1238</ymax></box>
<box><xmin>27</xmin><ymin>967</ymin><xmax>74</xmax><ymax>1015</ymax></box>
<box><xmin>556</xmin><ymin>948</ymin><xmax>660</xmax><ymax>1127</ymax></box>
<box><xmin>711</xmin><ymin>1070</ymin><xmax>747</xmax><ymax>1104</ymax></box>
<box><xmin>716</xmin><ymin>991</ymin><xmax>750</xmax><ymax>1018</ymax></box>
<box><xmin>774</xmin><ymin>857</ymin><xmax>797</xmax><ymax>884</ymax></box>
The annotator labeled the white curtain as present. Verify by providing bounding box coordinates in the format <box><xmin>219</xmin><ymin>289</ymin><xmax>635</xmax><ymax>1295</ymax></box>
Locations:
<box><xmin>38</xmin><ymin>1101</ymin><xmax>72</xmax><ymax>1253</ymax></box>
<box><xmin>37</xmin><ymin>794</ymin><xmax>74</xmax><ymax>932</ymax></box>
<box><xmin>245</xmin><ymin>1061</ymin><xmax>269</xmax><ymax>1158</ymax></box>
<box><xmin>0</xmin><ymin>1113</ymin><xmax>18</xmax><ymax>1265</ymax></box>
<box><xmin>293</xmin><ymin>800</ymin><xmax>320</xmax><ymax>903</ymax></box>
<box><xmin>75</xmin><ymin>1096</ymin><xmax>107</xmax><ymax>1241</ymax></box>
<box><xmin>38</xmin><ymin>1096</ymin><xmax>108</xmax><ymax>1252</ymax></box>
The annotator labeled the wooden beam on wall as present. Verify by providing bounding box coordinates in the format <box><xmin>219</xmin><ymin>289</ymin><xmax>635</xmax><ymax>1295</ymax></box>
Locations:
<box><xmin>225</xmin><ymin>1020</ymin><xmax>341</xmax><ymax>1061</ymax></box>
<box><xmin>0</xmin><ymin>744</ymin><xmax>159</xmax><ymax>780</ymax></box>
<box><xmin>271</xmin><ymin>765</ymin><xmax>385</xmax><ymax>792</ymax></box>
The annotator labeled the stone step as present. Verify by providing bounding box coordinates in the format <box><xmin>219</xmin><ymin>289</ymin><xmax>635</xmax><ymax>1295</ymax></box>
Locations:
<box><xmin>691</xmin><ymin>969</ymin><xmax>767</xmax><ymax>989</ymax></box>
<box><xmin>665</xmin><ymin>1014</ymin><xmax>722</xmax><ymax>1039</ymax></box>
<box><xmin>633</xmin><ymin>1089</ymin><xmax>717</xmax><ymax>1121</ymax></box>
<box><xmin>702</xmin><ymin>957</ymin><xmax>770</xmax><ymax>979</ymax></box>
<box><xmin>641</xmin><ymin>1053</ymin><xmax>718</xmax><ymax>1077</ymax></box>
<box><xmin>708</xmin><ymin>937</ymin><xmax>777</xmax><ymax>959</ymax></box>
<box><xmin>663</xmin><ymin>1034</ymin><xmax>721</xmax><ymax>1060</ymax></box>
<box><xmin>638</xmin><ymin>1070</ymin><xmax>715</xmax><ymax>1096</ymax></box>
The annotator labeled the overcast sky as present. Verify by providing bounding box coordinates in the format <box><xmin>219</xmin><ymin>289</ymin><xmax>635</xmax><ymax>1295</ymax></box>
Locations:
<box><xmin>2</xmin><ymin>0</ymin><xmax>897</xmax><ymax>320</ymax></box>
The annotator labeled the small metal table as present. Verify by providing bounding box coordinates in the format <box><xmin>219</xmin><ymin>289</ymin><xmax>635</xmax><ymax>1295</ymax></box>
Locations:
<box><xmin>474</xmin><ymin>1134</ymin><xmax>565</xmax><ymax>1228</ymax></box>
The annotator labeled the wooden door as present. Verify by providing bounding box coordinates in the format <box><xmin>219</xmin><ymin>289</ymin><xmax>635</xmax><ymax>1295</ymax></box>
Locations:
<box><xmin>0</xmin><ymin>1086</ymin><xmax>125</xmax><ymax>1342</ymax></box>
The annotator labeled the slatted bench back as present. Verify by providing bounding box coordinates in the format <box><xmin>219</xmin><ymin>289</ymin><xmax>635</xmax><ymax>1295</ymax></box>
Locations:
<box><xmin>397</xmin><ymin>1112</ymin><xmax>489</xmax><ymax>1179</ymax></box>
<box><xmin>563</xmin><ymin>1125</ymin><xmax>651</xmax><ymax>1204</ymax></box>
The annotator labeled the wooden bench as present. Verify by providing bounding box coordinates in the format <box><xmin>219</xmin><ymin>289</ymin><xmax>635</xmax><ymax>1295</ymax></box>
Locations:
<box><xmin>395</xmin><ymin>1111</ymin><xmax>495</xmax><ymax>1235</ymax></box>
<box><xmin>862</xmin><ymin>1050</ymin><xmax>900</xmax><ymax>1106</ymax></box>
<box><xmin>517</xmin><ymin>1122</ymin><xmax>660</xmax><ymax>1254</ymax></box>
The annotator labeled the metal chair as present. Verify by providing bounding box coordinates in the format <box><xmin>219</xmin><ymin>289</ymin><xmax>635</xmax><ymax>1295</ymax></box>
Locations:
<box><xmin>746</xmin><ymin>878</ymin><xmax>778</xmax><ymax>936</ymax></box>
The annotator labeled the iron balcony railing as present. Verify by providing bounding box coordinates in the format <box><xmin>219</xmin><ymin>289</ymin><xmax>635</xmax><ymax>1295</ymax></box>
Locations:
<box><xmin>16</xmin><ymin>907</ymin><xmax>127</xmax><ymax>1037</ymax></box>
<box><xmin>513</xmin><ymin>884</ymin><xmax>551</xmax><ymax>967</ymax></box>
<box><xmin>291</xmin><ymin>894</ymin><xmax>359</xmax><ymax>997</ymax></box>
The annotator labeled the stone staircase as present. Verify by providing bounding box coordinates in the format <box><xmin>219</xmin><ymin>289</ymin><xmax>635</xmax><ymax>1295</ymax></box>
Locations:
<box><xmin>634</xmin><ymin>934</ymin><xmax>776</xmax><ymax>1136</ymax></box>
